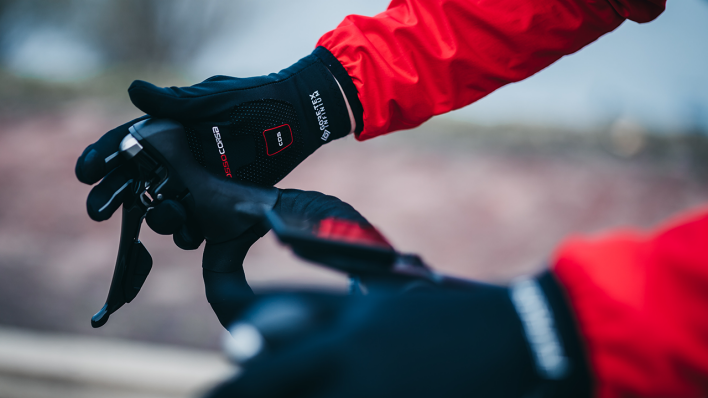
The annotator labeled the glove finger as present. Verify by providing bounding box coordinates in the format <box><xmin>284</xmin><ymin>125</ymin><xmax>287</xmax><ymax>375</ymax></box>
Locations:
<box><xmin>146</xmin><ymin>199</ymin><xmax>187</xmax><ymax>235</ymax></box>
<box><xmin>75</xmin><ymin>116</ymin><xmax>149</xmax><ymax>185</ymax></box>
<box><xmin>128</xmin><ymin>79</ymin><xmax>236</xmax><ymax>122</ymax></box>
<box><xmin>173</xmin><ymin>218</ymin><xmax>205</xmax><ymax>250</ymax></box>
<box><xmin>86</xmin><ymin>165</ymin><xmax>135</xmax><ymax>221</ymax></box>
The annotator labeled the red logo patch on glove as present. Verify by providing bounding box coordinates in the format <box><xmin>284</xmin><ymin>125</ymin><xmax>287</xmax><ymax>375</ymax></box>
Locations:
<box><xmin>263</xmin><ymin>124</ymin><xmax>293</xmax><ymax>156</ymax></box>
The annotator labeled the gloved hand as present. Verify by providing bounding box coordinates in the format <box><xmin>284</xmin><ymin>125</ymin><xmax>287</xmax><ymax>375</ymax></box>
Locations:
<box><xmin>74</xmin><ymin>48</ymin><xmax>363</xmax><ymax>327</ymax></box>
<box><xmin>206</xmin><ymin>273</ymin><xmax>592</xmax><ymax>398</ymax></box>
<box><xmin>127</xmin><ymin>46</ymin><xmax>362</xmax><ymax>185</ymax></box>
<box><xmin>75</xmin><ymin>112</ymin><xmax>371</xmax><ymax>327</ymax></box>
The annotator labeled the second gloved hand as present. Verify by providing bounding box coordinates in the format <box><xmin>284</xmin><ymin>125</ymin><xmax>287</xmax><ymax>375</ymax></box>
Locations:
<box><xmin>206</xmin><ymin>273</ymin><xmax>592</xmax><ymax>398</ymax></box>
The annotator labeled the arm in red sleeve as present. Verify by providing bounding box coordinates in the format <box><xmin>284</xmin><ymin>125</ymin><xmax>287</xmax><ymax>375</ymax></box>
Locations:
<box><xmin>552</xmin><ymin>207</ymin><xmax>708</xmax><ymax>398</ymax></box>
<box><xmin>316</xmin><ymin>0</ymin><xmax>665</xmax><ymax>140</ymax></box>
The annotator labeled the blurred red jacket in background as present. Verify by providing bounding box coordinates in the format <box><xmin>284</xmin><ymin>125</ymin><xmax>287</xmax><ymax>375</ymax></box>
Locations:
<box><xmin>318</xmin><ymin>1</ymin><xmax>708</xmax><ymax>397</ymax></box>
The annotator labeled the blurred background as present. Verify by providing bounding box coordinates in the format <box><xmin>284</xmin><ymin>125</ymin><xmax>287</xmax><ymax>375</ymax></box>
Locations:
<box><xmin>0</xmin><ymin>0</ymin><xmax>707</xmax><ymax>396</ymax></box>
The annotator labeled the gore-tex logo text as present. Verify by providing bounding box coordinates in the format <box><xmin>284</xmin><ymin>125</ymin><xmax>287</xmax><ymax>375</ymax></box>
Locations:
<box><xmin>310</xmin><ymin>91</ymin><xmax>331</xmax><ymax>141</ymax></box>
<box><xmin>212</xmin><ymin>126</ymin><xmax>232</xmax><ymax>178</ymax></box>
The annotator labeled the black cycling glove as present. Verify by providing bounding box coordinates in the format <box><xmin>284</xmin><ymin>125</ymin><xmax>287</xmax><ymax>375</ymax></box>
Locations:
<box><xmin>207</xmin><ymin>273</ymin><xmax>592</xmax><ymax>398</ymax></box>
<box><xmin>128</xmin><ymin>46</ymin><xmax>362</xmax><ymax>186</ymax></box>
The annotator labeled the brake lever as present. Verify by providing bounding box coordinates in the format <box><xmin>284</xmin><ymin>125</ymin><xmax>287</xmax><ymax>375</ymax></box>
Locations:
<box><xmin>91</xmin><ymin>118</ymin><xmax>278</xmax><ymax>327</ymax></box>
<box><xmin>90</xmin><ymin>182</ymin><xmax>151</xmax><ymax>327</ymax></box>
<box><xmin>91</xmin><ymin>121</ymin><xmax>186</xmax><ymax>328</ymax></box>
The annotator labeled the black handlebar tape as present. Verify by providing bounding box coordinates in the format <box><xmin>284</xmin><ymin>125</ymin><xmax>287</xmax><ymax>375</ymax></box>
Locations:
<box><xmin>91</xmin><ymin>190</ymin><xmax>152</xmax><ymax>328</ymax></box>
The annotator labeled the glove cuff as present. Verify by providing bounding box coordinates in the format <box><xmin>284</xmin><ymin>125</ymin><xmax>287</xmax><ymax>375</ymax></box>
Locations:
<box><xmin>510</xmin><ymin>271</ymin><xmax>592</xmax><ymax>393</ymax></box>
<box><xmin>312</xmin><ymin>46</ymin><xmax>364</xmax><ymax>135</ymax></box>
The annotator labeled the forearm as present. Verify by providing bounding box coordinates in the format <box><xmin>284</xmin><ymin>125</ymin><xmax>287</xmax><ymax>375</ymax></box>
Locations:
<box><xmin>552</xmin><ymin>205</ymin><xmax>708</xmax><ymax>397</ymax></box>
<box><xmin>317</xmin><ymin>0</ymin><xmax>665</xmax><ymax>140</ymax></box>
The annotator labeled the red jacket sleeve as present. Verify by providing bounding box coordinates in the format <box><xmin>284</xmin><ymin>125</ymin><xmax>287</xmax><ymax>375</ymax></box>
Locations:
<box><xmin>316</xmin><ymin>0</ymin><xmax>665</xmax><ymax>140</ymax></box>
<box><xmin>552</xmin><ymin>206</ymin><xmax>708</xmax><ymax>398</ymax></box>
